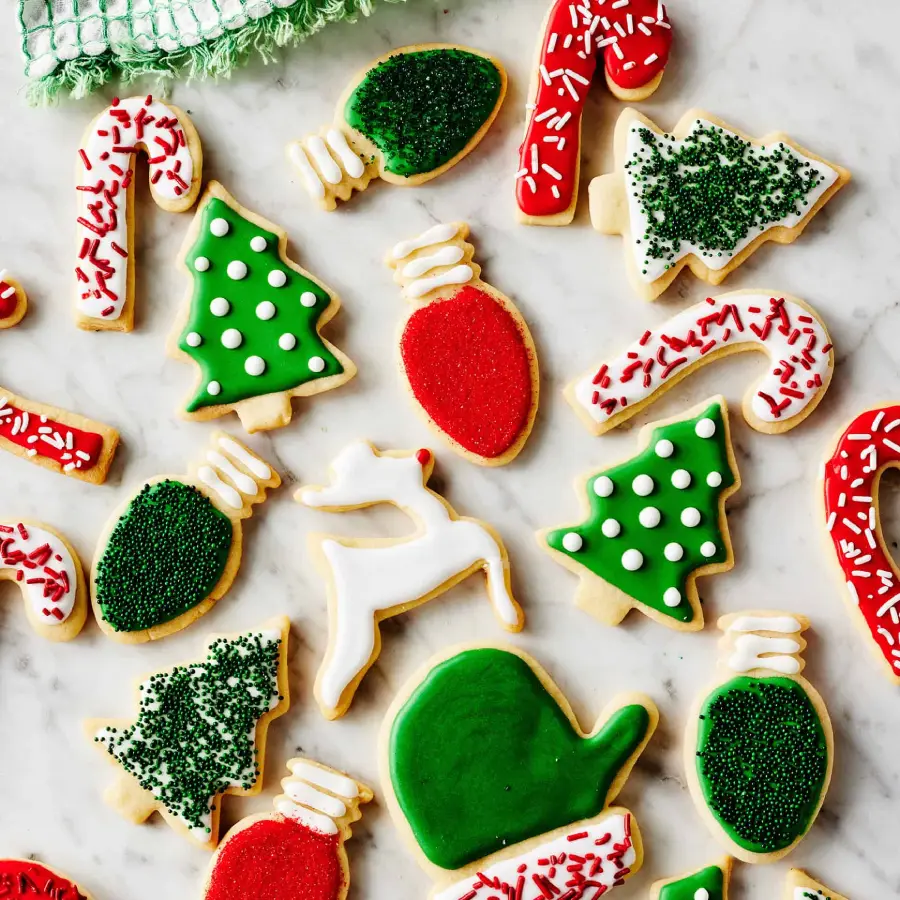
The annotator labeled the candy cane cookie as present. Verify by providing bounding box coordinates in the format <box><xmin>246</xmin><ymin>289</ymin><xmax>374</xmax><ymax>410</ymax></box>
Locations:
<box><xmin>567</xmin><ymin>291</ymin><xmax>834</xmax><ymax>436</ymax></box>
<box><xmin>75</xmin><ymin>94</ymin><xmax>202</xmax><ymax>332</ymax></box>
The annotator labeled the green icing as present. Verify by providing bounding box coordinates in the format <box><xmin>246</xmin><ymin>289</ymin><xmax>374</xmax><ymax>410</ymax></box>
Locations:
<box><xmin>546</xmin><ymin>401</ymin><xmax>736</xmax><ymax>622</ymax></box>
<box><xmin>659</xmin><ymin>865</ymin><xmax>725</xmax><ymax>900</ymax></box>
<box><xmin>344</xmin><ymin>48</ymin><xmax>502</xmax><ymax>177</ymax></box>
<box><xmin>180</xmin><ymin>196</ymin><xmax>343</xmax><ymax>412</ymax></box>
<box><xmin>95</xmin><ymin>480</ymin><xmax>233</xmax><ymax>632</ymax></box>
<box><xmin>389</xmin><ymin>647</ymin><xmax>652</xmax><ymax>870</ymax></box>
<box><xmin>695</xmin><ymin>676</ymin><xmax>829</xmax><ymax>855</ymax></box>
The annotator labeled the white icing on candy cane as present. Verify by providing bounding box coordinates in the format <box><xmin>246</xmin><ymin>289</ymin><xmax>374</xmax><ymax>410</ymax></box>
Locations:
<box><xmin>390</xmin><ymin>223</ymin><xmax>473</xmax><ymax>300</ymax></box>
<box><xmin>275</xmin><ymin>759</ymin><xmax>361</xmax><ymax>836</ymax></box>
<box><xmin>432</xmin><ymin>813</ymin><xmax>637</xmax><ymax>900</ymax></box>
<box><xmin>570</xmin><ymin>293</ymin><xmax>833</xmax><ymax>432</ymax></box>
<box><xmin>726</xmin><ymin>616</ymin><xmax>803</xmax><ymax>675</ymax></box>
<box><xmin>0</xmin><ymin>522</ymin><xmax>78</xmax><ymax>625</ymax></box>
<box><xmin>197</xmin><ymin>436</ymin><xmax>273</xmax><ymax>511</ymax></box>
<box><xmin>75</xmin><ymin>95</ymin><xmax>200</xmax><ymax>323</ymax></box>
<box><xmin>299</xmin><ymin>442</ymin><xmax>521</xmax><ymax>715</ymax></box>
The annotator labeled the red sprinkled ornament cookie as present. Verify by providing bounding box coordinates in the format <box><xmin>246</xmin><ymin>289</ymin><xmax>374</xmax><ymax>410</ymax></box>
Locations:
<box><xmin>0</xmin><ymin>859</ymin><xmax>95</xmax><ymax>898</ymax></box>
<box><xmin>386</xmin><ymin>222</ymin><xmax>539</xmax><ymax>466</ymax></box>
<box><xmin>517</xmin><ymin>0</ymin><xmax>672</xmax><ymax>225</ymax></box>
<box><xmin>822</xmin><ymin>404</ymin><xmax>900</xmax><ymax>683</ymax></box>
<box><xmin>202</xmin><ymin>759</ymin><xmax>372</xmax><ymax>900</ymax></box>
<box><xmin>75</xmin><ymin>94</ymin><xmax>203</xmax><ymax>332</ymax></box>
<box><xmin>567</xmin><ymin>291</ymin><xmax>834</xmax><ymax>436</ymax></box>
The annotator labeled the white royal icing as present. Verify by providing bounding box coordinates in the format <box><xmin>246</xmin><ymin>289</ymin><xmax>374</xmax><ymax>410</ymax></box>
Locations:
<box><xmin>197</xmin><ymin>436</ymin><xmax>272</xmax><ymax>510</ymax></box>
<box><xmin>218</xmin><ymin>436</ymin><xmax>271</xmax><ymax>480</ymax></box>
<box><xmin>276</xmin><ymin>759</ymin><xmax>360</xmax><ymax>836</ymax></box>
<box><xmin>300</xmin><ymin>442</ymin><xmax>519</xmax><ymax>713</ymax></box>
<box><xmin>288</xmin><ymin>142</ymin><xmax>326</xmax><ymax>200</ymax></box>
<box><xmin>728</xmin><ymin>634</ymin><xmax>801</xmax><ymax>675</ymax></box>
<box><xmin>391</xmin><ymin>223</ymin><xmax>460</xmax><ymax>260</ymax></box>
<box><xmin>327</xmin><ymin>129</ymin><xmax>365</xmax><ymax>179</ymax></box>
<box><xmin>728</xmin><ymin>615</ymin><xmax>801</xmax><ymax>634</ymax></box>
<box><xmin>289</xmin><ymin>129</ymin><xmax>367</xmax><ymax>200</ymax></box>
<box><xmin>793</xmin><ymin>890</ymin><xmax>826</xmax><ymax>900</ymax></box>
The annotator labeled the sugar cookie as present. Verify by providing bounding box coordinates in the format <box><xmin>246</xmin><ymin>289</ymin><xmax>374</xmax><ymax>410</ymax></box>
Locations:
<box><xmin>288</xmin><ymin>45</ymin><xmax>506</xmax><ymax>210</ymax></box>
<box><xmin>650</xmin><ymin>858</ymin><xmax>731</xmax><ymax>900</ymax></box>
<box><xmin>590</xmin><ymin>109</ymin><xmax>850</xmax><ymax>300</ymax></box>
<box><xmin>784</xmin><ymin>868</ymin><xmax>849</xmax><ymax>900</ymax></box>
<box><xmin>87</xmin><ymin>617</ymin><xmax>290</xmax><ymax>849</ymax></box>
<box><xmin>0</xmin><ymin>859</ymin><xmax>95</xmax><ymax>898</ymax></box>
<box><xmin>297</xmin><ymin>442</ymin><xmax>524</xmax><ymax>719</ymax></box>
<box><xmin>386</xmin><ymin>222</ymin><xmax>539</xmax><ymax>465</ymax></box>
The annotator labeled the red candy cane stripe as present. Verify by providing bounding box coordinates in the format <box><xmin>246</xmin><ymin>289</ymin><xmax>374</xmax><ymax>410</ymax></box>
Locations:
<box><xmin>823</xmin><ymin>406</ymin><xmax>900</xmax><ymax>681</ymax></box>
<box><xmin>517</xmin><ymin>0</ymin><xmax>672</xmax><ymax>218</ymax></box>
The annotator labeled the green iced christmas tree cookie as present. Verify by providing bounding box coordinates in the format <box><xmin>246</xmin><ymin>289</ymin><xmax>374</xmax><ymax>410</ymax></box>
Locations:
<box><xmin>652</xmin><ymin>859</ymin><xmax>730</xmax><ymax>900</ymax></box>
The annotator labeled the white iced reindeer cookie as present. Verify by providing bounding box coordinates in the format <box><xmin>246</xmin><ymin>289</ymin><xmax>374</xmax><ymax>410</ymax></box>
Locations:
<box><xmin>296</xmin><ymin>442</ymin><xmax>524</xmax><ymax>719</ymax></box>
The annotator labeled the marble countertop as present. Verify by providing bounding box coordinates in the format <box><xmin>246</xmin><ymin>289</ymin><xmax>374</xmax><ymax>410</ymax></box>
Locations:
<box><xmin>0</xmin><ymin>0</ymin><xmax>897</xmax><ymax>897</ymax></box>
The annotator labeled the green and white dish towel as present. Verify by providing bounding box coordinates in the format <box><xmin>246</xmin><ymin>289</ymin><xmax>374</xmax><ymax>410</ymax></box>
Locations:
<box><xmin>17</xmin><ymin>0</ymin><xmax>403</xmax><ymax>104</ymax></box>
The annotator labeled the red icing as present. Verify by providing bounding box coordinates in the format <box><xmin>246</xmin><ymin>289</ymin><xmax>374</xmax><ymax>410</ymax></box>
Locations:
<box><xmin>824</xmin><ymin>406</ymin><xmax>900</xmax><ymax>677</ymax></box>
<box><xmin>517</xmin><ymin>0</ymin><xmax>672</xmax><ymax>217</ymax></box>
<box><xmin>0</xmin><ymin>860</ymin><xmax>86</xmax><ymax>898</ymax></box>
<box><xmin>400</xmin><ymin>286</ymin><xmax>534</xmax><ymax>460</ymax></box>
<box><xmin>204</xmin><ymin>817</ymin><xmax>344</xmax><ymax>900</ymax></box>
<box><xmin>0</xmin><ymin>281</ymin><xmax>19</xmax><ymax>319</ymax></box>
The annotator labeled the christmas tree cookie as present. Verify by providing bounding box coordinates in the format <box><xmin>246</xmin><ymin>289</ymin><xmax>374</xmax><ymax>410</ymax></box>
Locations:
<box><xmin>567</xmin><ymin>292</ymin><xmax>834</xmax><ymax>436</ymax></box>
<box><xmin>785</xmin><ymin>869</ymin><xmax>849</xmax><ymax>900</ymax></box>
<box><xmin>76</xmin><ymin>95</ymin><xmax>203</xmax><ymax>331</ymax></box>
<box><xmin>380</xmin><ymin>645</ymin><xmax>656</xmax><ymax>896</ymax></box>
<box><xmin>651</xmin><ymin>858</ymin><xmax>731</xmax><ymax>900</ymax></box>
<box><xmin>202</xmin><ymin>758</ymin><xmax>372</xmax><ymax>900</ymax></box>
<box><xmin>516</xmin><ymin>0</ymin><xmax>673</xmax><ymax>225</ymax></box>
<box><xmin>92</xmin><ymin>432</ymin><xmax>279</xmax><ymax>643</ymax></box>
<box><xmin>288</xmin><ymin>45</ymin><xmax>506</xmax><ymax>210</ymax></box>
<box><xmin>540</xmin><ymin>398</ymin><xmax>740</xmax><ymax>631</ymax></box>
<box><xmin>170</xmin><ymin>181</ymin><xmax>356</xmax><ymax>433</ymax></box>
<box><xmin>297</xmin><ymin>442</ymin><xmax>524</xmax><ymax>719</ymax></box>
<box><xmin>386</xmin><ymin>222</ymin><xmax>539</xmax><ymax>465</ymax></box>
<box><xmin>686</xmin><ymin>612</ymin><xmax>833</xmax><ymax>864</ymax></box>
<box><xmin>590</xmin><ymin>109</ymin><xmax>850</xmax><ymax>300</ymax></box>
<box><xmin>0</xmin><ymin>859</ymin><xmax>96</xmax><ymax>898</ymax></box>
<box><xmin>87</xmin><ymin>617</ymin><xmax>290</xmax><ymax>849</ymax></box>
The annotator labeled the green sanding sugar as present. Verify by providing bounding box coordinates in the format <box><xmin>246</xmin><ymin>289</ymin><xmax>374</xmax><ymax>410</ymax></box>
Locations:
<box><xmin>345</xmin><ymin>48</ymin><xmax>502</xmax><ymax>178</ymax></box>
<box><xmin>95</xmin><ymin>480</ymin><xmax>233</xmax><ymax>632</ymax></box>
<box><xmin>95</xmin><ymin>630</ymin><xmax>283</xmax><ymax>833</ymax></box>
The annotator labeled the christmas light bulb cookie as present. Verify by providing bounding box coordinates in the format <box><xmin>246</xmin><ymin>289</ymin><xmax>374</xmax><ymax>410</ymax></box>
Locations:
<box><xmin>0</xmin><ymin>859</ymin><xmax>96</xmax><ymax>898</ymax></box>
<box><xmin>76</xmin><ymin>94</ymin><xmax>203</xmax><ymax>331</ymax></box>
<box><xmin>590</xmin><ymin>109</ymin><xmax>850</xmax><ymax>300</ymax></box>
<box><xmin>567</xmin><ymin>291</ymin><xmax>834</xmax><ymax>436</ymax></box>
<box><xmin>91</xmin><ymin>432</ymin><xmax>279</xmax><ymax>643</ymax></box>
<box><xmin>685</xmin><ymin>612</ymin><xmax>833</xmax><ymax>864</ymax></box>
<box><xmin>540</xmin><ymin>398</ymin><xmax>740</xmax><ymax>631</ymax></box>
<box><xmin>651</xmin><ymin>858</ymin><xmax>731</xmax><ymax>900</ymax></box>
<box><xmin>0</xmin><ymin>520</ymin><xmax>87</xmax><ymax>641</ymax></box>
<box><xmin>288</xmin><ymin>44</ymin><xmax>506</xmax><ymax>210</ymax></box>
<box><xmin>516</xmin><ymin>0</ymin><xmax>673</xmax><ymax>225</ymax></box>
<box><xmin>380</xmin><ymin>644</ymin><xmax>657</xmax><ymax>897</ymax></box>
<box><xmin>785</xmin><ymin>869</ymin><xmax>849</xmax><ymax>900</ymax></box>
<box><xmin>297</xmin><ymin>442</ymin><xmax>524</xmax><ymax>719</ymax></box>
<box><xmin>202</xmin><ymin>759</ymin><xmax>372</xmax><ymax>900</ymax></box>
<box><xmin>87</xmin><ymin>617</ymin><xmax>290</xmax><ymax>849</ymax></box>
<box><xmin>386</xmin><ymin>222</ymin><xmax>539</xmax><ymax>466</ymax></box>
<box><xmin>170</xmin><ymin>181</ymin><xmax>356</xmax><ymax>433</ymax></box>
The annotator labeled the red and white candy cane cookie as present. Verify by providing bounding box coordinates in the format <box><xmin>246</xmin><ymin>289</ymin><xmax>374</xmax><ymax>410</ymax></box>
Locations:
<box><xmin>567</xmin><ymin>291</ymin><xmax>834</xmax><ymax>435</ymax></box>
<box><xmin>516</xmin><ymin>0</ymin><xmax>672</xmax><ymax>225</ymax></box>
<box><xmin>823</xmin><ymin>405</ymin><xmax>900</xmax><ymax>683</ymax></box>
<box><xmin>75</xmin><ymin>94</ymin><xmax>202</xmax><ymax>332</ymax></box>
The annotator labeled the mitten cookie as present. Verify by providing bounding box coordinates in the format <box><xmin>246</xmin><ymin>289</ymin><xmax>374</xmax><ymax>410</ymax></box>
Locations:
<box><xmin>288</xmin><ymin>45</ymin><xmax>506</xmax><ymax>210</ymax></box>
<box><xmin>685</xmin><ymin>612</ymin><xmax>833</xmax><ymax>863</ymax></box>
<box><xmin>540</xmin><ymin>398</ymin><xmax>740</xmax><ymax>631</ymax></box>
<box><xmin>567</xmin><ymin>291</ymin><xmax>834</xmax><ymax>436</ymax></box>
<box><xmin>516</xmin><ymin>0</ymin><xmax>673</xmax><ymax>225</ymax></box>
<box><xmin>380</xmin><ymin>645</ymin><xmax>657</xmax><ymax>897</ymax></box>
<box><xmin>0</xmin><ymin>859</ymin><xmax>95</xmax><ymax>898</ymax></box>
<box><xmin>297</xmin><ymin>442</ymin><xmax>524</xmax><ymax>719</ymax></box>
<box><xmin>590</xmin><ymin>109</ymin><xmax>850</xmax><ymax>299</ymax></box>
<box><xmin>169</xmin><ymin>181</ymin><xmax>356</xmax><ymax>433</ymax></box>
<box><xmin>87</xmin><ymin>617</ymin><xmax>290</xmax><ymax>849</ymax></box>
<box><xmin>76</xmin><ymin>94</ymin><xmax>202</xmax><ymax>331</ymax></box>
<box><xmin>386</xmin><ymin>222</ymin><xmax>539</xmax><ymax>465</ymax></box>
<box><xmin>91</xmin><ymin>432</ymin><xmax>279</xmax><ymax>642</ymax></box>
<box><xmin>650</xmin><ymin>859</ymin><xmax>731</xmax><ymax>900</ymax></box>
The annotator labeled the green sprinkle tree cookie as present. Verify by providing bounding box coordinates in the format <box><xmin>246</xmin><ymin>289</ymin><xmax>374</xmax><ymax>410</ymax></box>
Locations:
<box><xmin>171</xmin><ymin>181</ymin><xmax>356</xmax><ymax>433</ymax></box>
<box><xmin>87</xmin><ymin>617</ymin><xmax>290</xmax><ymax>849</ymax></box>
<box><xmin>651</xmin><ymin>859</ymin><xmax>731</xmax><ymax>900</ymax></box>
<box><xmin>540</xmin><ymin>397</ymin><xmax>740</xmax><ymax>631</ymax></box>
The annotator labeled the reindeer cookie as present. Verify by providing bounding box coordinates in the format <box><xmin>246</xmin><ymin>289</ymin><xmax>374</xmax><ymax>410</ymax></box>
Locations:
<box><xmin>76</xmin><ymin>94</ymin><xmax>203</xmax><ymax>331</ymax></box>
<box><xmin>380</xmin><ymin>645</ymin><xmax>657</xmax><ymax>898</ymax></box>
<box><xmin>0</xmin><ymin>859</ymin><xmax>96</xmax><ymax>898</ymax></box>
<box><xmin>296</xmin><ymin>442</ymin><xmax>524</xmax><ymax>719</ymax></box>
<box><xmin>288</xmin><ymin>45</ymin><xmax>506</xmax><ymax>210</ymax></box>
<box><xmin>785</xmin><ymin>869</ymin><xmax>849</xmax><ymax>900</ymax></box>
<box><xmin>590</xmin><ymin>109</ymin><xmax>850</xmax><ymax>300</ymax></box>
<box><xmin>91</xmin><ymin>432</ymin><xmax>279</xmax><ymax>642</ymax></box>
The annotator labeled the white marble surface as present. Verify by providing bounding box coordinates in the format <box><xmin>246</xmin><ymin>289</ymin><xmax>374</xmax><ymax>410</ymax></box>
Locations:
<box><xmin>0</xmin><ymin>1</ymin><xmax>896</xmax><ymax>898</ymax></box>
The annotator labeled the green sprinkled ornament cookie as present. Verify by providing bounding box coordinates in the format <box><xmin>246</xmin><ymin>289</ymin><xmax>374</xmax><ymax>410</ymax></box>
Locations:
<box><xmin>287</xmin><ymin>44</ymin><xmax>506</xmax><ymax>210</ymax></box>
<box><xmin>91</xmin><ymin>432</ymin><xmax>279</xmax><ymax>643</ymax></box>
<box><xmin>87</xmin><ymin>617</ymin><xmax>290</xmax><ymax>849</ymax></box>
<box><xmin>685</xmin><ymin>612</ymin><xmax>834</xmax><ymax>864</ymax></box>
<box><xmin>651</xmin><ymin>858</ymin><xmax>731</xmax><ymax>900</ymax></box>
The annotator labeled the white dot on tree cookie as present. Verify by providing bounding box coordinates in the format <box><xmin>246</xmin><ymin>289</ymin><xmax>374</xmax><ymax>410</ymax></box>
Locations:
<box><xmin>308</xmin><ymin>356</ymin><xmax>326</xmax><ymax>373</ymax></box>
<box><xmin>639</xmin><ymin>507</ymin><xmax>661</xmax><ymax>528</ymax></box>
<box><xmin>655</xmin><ymin>439</ymin><xmax>674</xmax><ymax>458</ymax></box>
<box><xmin>562</xmin><ymin>532</ymin><xmax>583</xmax><ymax>552</ymax></box>
<box><xmin>671</xmin><ymin>469</ymin><xmax>691</xmax><ymax>489</ymax></box>
<box><xmin>622</xmin><ymin>549</ymin><xmax>643</xmax><ymax>570</ymax></box>
<box><xmin>210</xmin><ymin>297</ymin><xmax>230</xmax><ymax>317</ymax></box>
<box><xmin>601</xmin><ymin>519</ymin><xmax>620</xmax><ymax>538</ymax></box>
<box><xmin>250</xmin><ymin>235</ymin><xmax>267</xmax><ymax>252</ymax></box>
<box><xmin>664</xmin><ymin>542</ymin><xmax>683</xmax><ymax>561</ymax></box>
<box><xmin>256</xmin><ymin>301</ymin><xmax>276</xmax><ymax>320</ymax></box>
<box><xmin>208</xmin><ymin>381</ymin><xmax>221</xmax><ymax>396</ymax></box>
<box><xmin>664</xmin><ymin>587</ymin><xmax>682</xmax><ymax>607</ymax></box>
<box><xmin>245</xmin><ymin>356</ymin><xmax>266</xmax><ymax>376</ymax></box>
<box><xmin>632</xmin><ymin>474</ymin><xmax>654</xmax><ymax>496</ymax></box>
<box><xmin>194</xmin><ymin>256</ymin><xmax>210</xmax><ymax>272</ymax></box>
<box><xmin>221</xmin><ymin>328</ymin><xmax>242</xmax><ymax>350</ymax></box>
<box><xmin>700</xmin><ymin>541</ymin><xmax>717</xmax><ymax>557</ymax></box>
<box><xmin>707</xmin><ymin>471</ymin><xmax>723</xmax><ymax>487</ymax></box>
<box><xmin>210</xmin><ymin>217</ymin><xmax>230</xmax><ymax>237</ymax></box>
<box><xmin>681</xmin><ymin>507</ymin><xmax>701</xmax><ymax>527</ymax></box>
<box><xmin>279</xmin><ymin>333</ymin><xmax>297</xmax><ymax>351</ymax></box>
<box><xmin>227</xmin><ymin>260</ymin><xmax>248</xmax><ymax>280</ymax></box>
<box><xmin>185</xmin><ymin>332</ymin><xmax>202</xmax><ymax>347</ymax></box>
<box><xmin>301</xmin><ymin>291</ymin><xmax>318</xmax><ymax>308</ymax></box>
<box><xmin>594</xmin><ymin>476</ymin><xmax>614</xmax><ymax>497</ymax></box>
<box><xmin>268</xmin><ymin>270</ymin><xmax>287</xmax><ymax>288</ymax></box>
